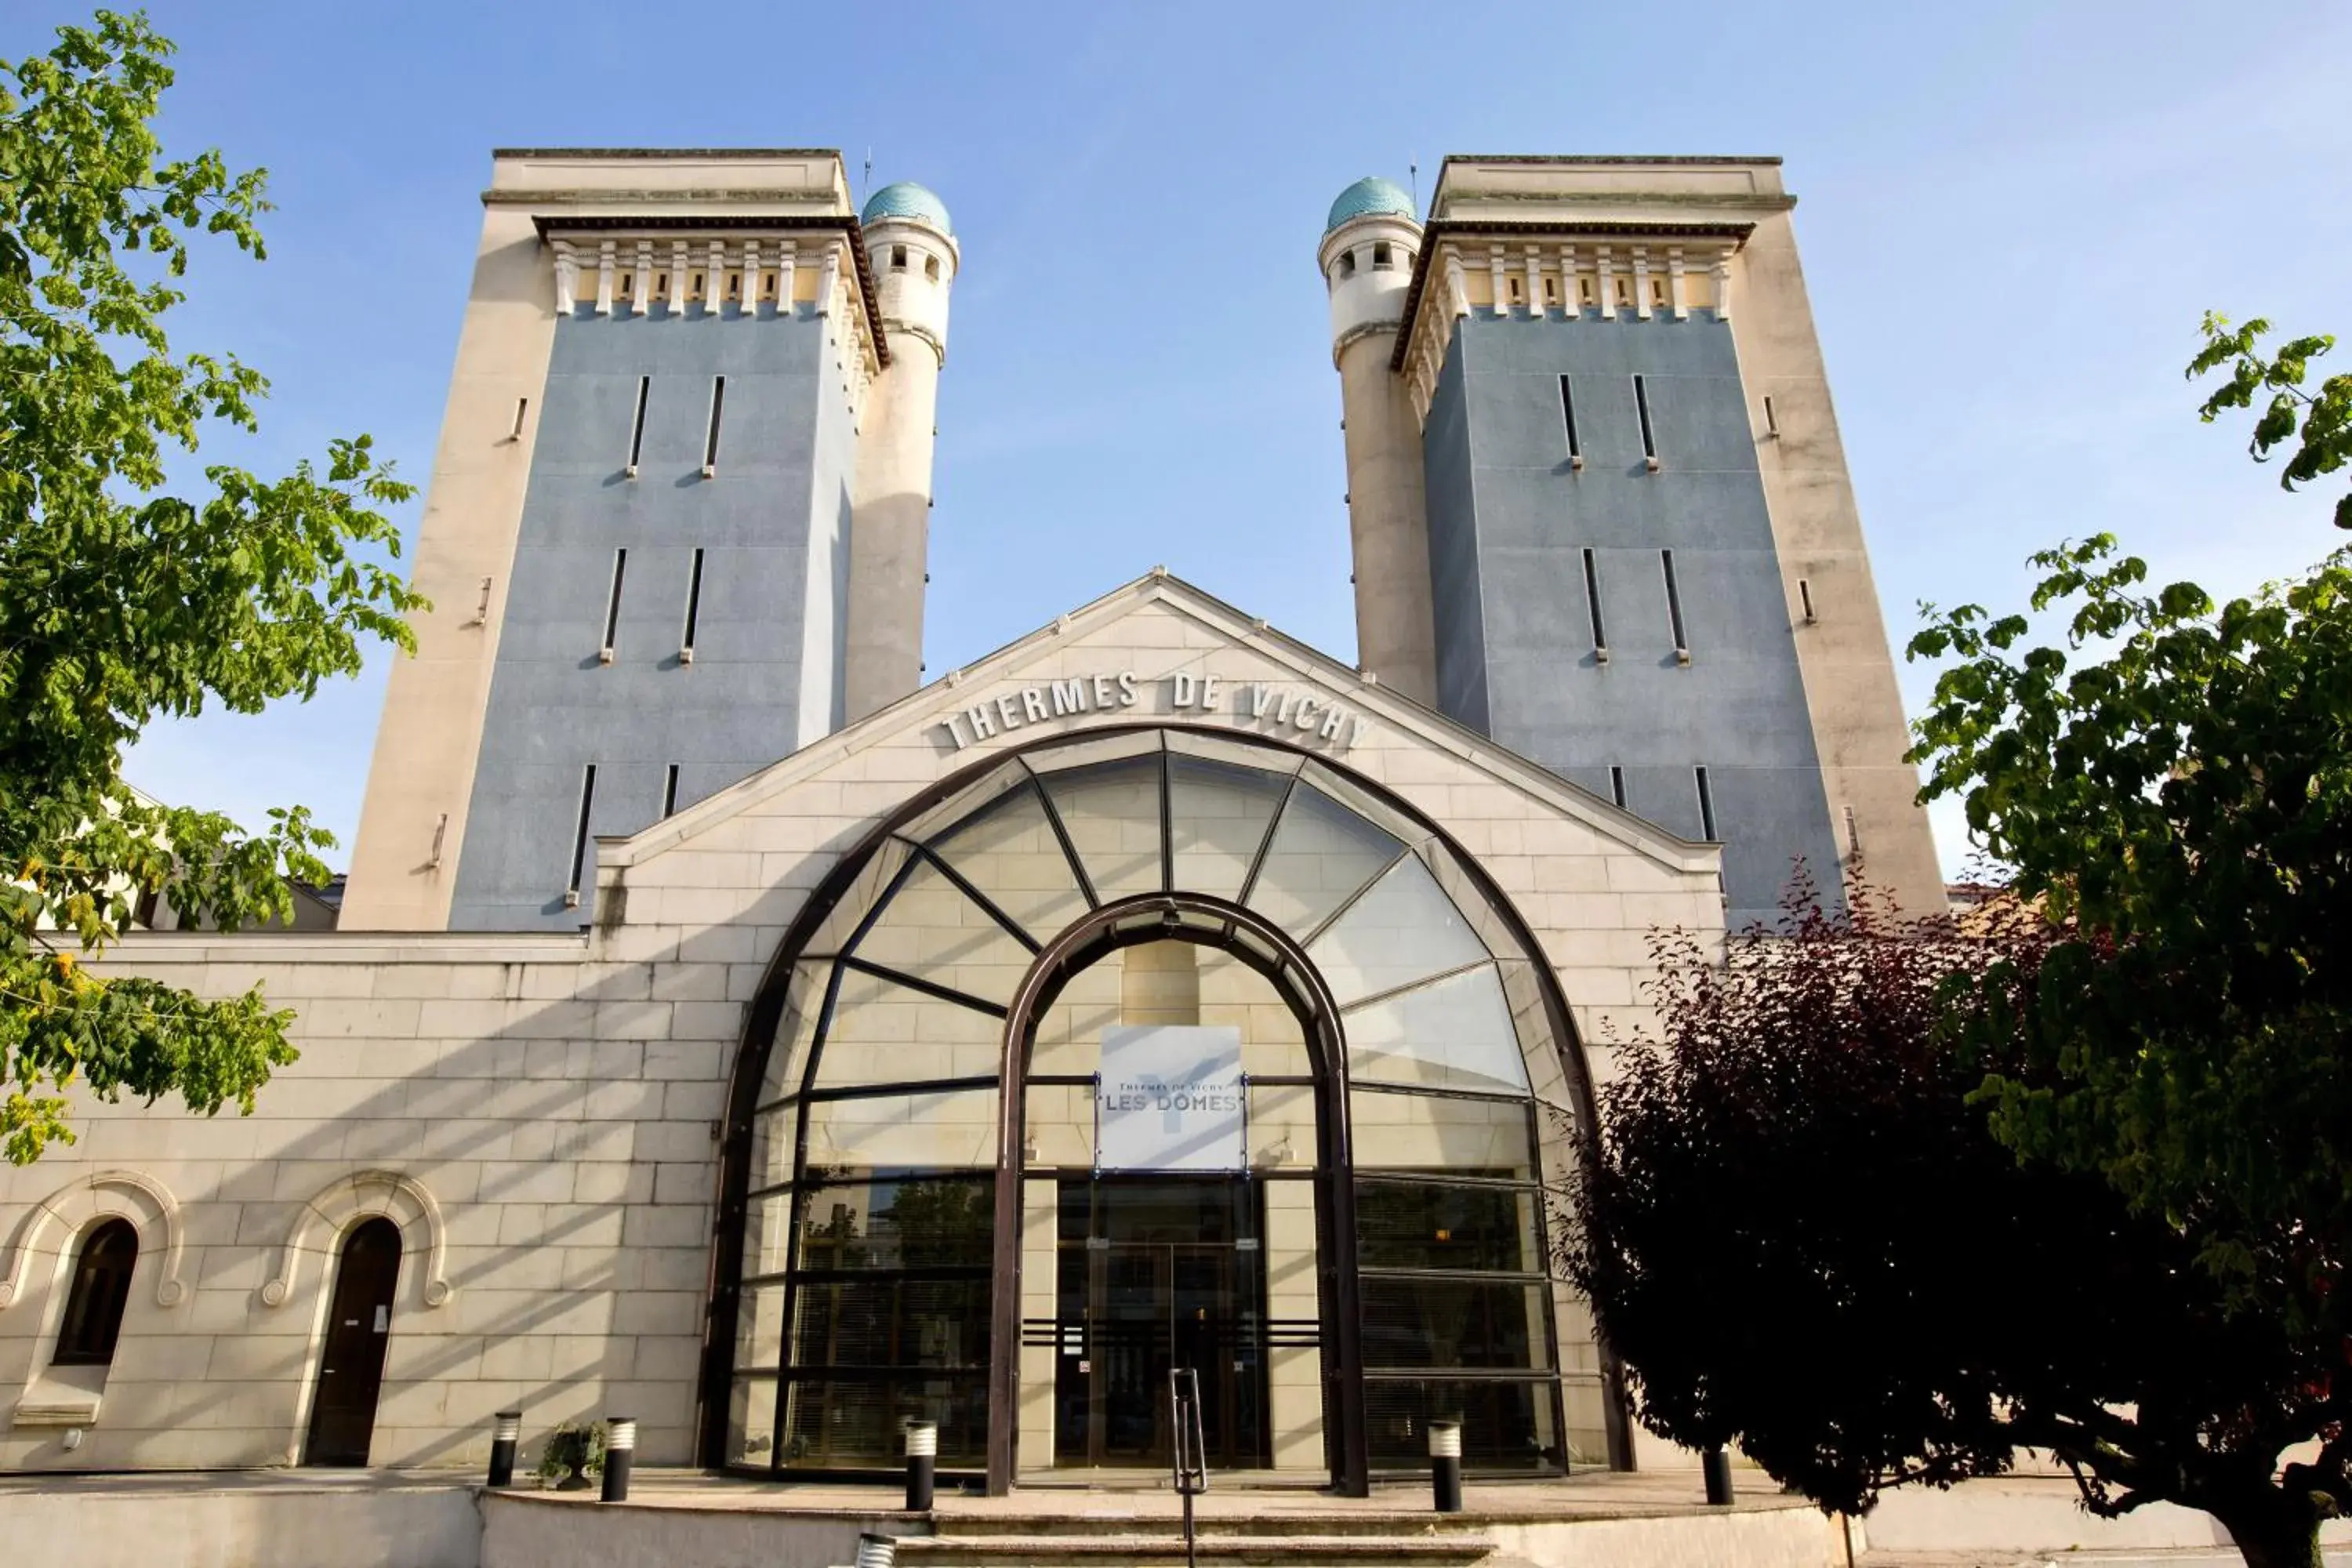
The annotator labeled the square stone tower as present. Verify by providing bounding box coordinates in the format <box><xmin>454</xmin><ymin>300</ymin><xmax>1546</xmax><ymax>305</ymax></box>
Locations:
<box><xmin>1320</xmin><ymin>156</ymin><xmax>1940</xmax><ymax>927</ymax></box>
<box><xmin>341</xmin><ymin>151</ymin><xmax>954</xmax><ymax>931</ymax></box>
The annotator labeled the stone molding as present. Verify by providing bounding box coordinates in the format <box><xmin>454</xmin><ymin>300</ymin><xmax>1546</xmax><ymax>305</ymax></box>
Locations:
<box><xmin>0</xmin><ymin>1167</ymin><xmax>187</xmax><ymax>1309</ymax></box>
<box><xmin>259</xmin><ymin>1169</ymin><xmax>452</xmax><ymax>1311</ymax></box>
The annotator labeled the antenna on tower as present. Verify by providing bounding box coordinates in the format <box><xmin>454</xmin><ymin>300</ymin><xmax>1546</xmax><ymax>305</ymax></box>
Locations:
<box><xmin>863</xmin><ymin>148</ymin><xmax>873</xmax><ymax>194</ymax></box>
<box><xmin>1409</xmin><ymin>161</ymin><xmax>1418</xmax><ymax>213</ymax></box>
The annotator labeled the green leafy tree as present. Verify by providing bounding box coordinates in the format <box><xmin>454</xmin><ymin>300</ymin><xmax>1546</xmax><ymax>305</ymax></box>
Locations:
<box><xmin>2190</xmin><ymin>314</ymin><xmax>2351</xmax><ymax>529</ymax></box>
<box><xmin>1888</xmin><ymin>318</ymin><xmax>2352</xmax><ymax>1563</ymax></box>
<box><xmin>0</xmin><ymin>12</ymin><xmax>422</xmax><ymax>1162</ymax></box>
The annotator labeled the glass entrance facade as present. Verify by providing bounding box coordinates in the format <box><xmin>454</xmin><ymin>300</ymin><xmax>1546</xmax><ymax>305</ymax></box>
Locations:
<box><xmin>711</xmin><ymin>727</ymin><xmax>1615</xmax><ymax>1488</ymax></box>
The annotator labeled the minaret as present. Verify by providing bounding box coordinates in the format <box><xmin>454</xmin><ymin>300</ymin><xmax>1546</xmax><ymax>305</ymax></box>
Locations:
<box><xmin>845</xmin><ymin>183</ymin><xmax>958</xmax><ymax>722</ymax></box>
<box><xmin>1319</xmin><ymin>178</ymin><xmax>1436</xmax><ymax>705</ymax></box>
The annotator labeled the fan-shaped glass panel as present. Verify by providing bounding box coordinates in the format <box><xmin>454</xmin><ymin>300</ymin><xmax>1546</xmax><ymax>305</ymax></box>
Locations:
<box><xmin>811</xmin><ymin>967</ymin><xmax>1004</xmax><ymax>1088</ymax></box>
<box><xmin>798</xmin><ymin>839</ymin><xmax>914</xmax><ymax>960</ymax></box>
<box><xmin>845</xmin><ymin>855</ymin><xmax>1033</xmax><ymax>1005</ymax></box>
<box><xmin>924</xmin><ymin>779</ymin><xmax>1089</xmax><ymax>943</ymax></box>
<box><xmin>1167</xmin><ymin>753</ymin><xmax>1289</xmax><ymax>900</ymax></box>
<box><xmin>1307</xmin><ymin>852</ymin><xmax>1489</xmax><ymax>1005</ymax></box>
<box><xmin>1038</xmin><ymin>753</ymin><xmax>1163</xmax><ymax>901</ymax></box>
<box><xmin>757</xmin><ymin>960</ymin><xmax>832</xmax><ymax>1105</ymax></box>
<box><xmin>1343</xmin><ymin>963</ymin><xmax>1529</xmax><ymax>1093</ymax></box>
<box><xmin>1247</xmin><ymin>781</ymin><xmax>1403</xmax><ymax>938</ymax></box>
<box><xmin>1349</xmin><ymin>1088</ymin><xmax>1534</xmax><ymax>1178</ymax></box>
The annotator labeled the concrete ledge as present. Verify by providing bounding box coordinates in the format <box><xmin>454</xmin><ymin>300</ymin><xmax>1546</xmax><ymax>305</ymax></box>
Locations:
<box><xmin>0</xmin><ymin>1474</ymin><xmax>481</xmax><ymax>1568</ymax></box>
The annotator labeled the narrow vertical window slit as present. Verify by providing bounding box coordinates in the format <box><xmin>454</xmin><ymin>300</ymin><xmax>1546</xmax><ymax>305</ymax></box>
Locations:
<box><xmin>1633</xmin><ymin>374</ymin><xmax>1657</xmax><ymax>460</ymax></box>
<box><xmin>567</xmin><ymin>765</ymin><xmax>598</xmax><ymax>900</ymax></box>
<box><xmin>510</xmin><ymin>397</ymin><xmax>528</xmax><ymax>440</ymax></box>
<box><xmin>1609</xmin><ymin>766</ymin><xmax>1626</xmax><ymax>810</ymax></box>
<box><xmin>1762</xmin><ymin>394</ymin><xmax>1780</xmax><ymax>436</ymax></box>
<box><xmin>1559</xmin><ymin>376</ymin><xmax>1581</xmax><ymax>462</ymax></box>
<box><xmin>682</xmin><ymin>547</ymin><xmax>706</xmax><ymax>654</ymax></box>
<box><xmin>1582</xmin><ymin>548</ymin><xmax>1608</xmax><ymax>656</ymax></box>
<box><xmin>703</xmin><ymin>377</ymin><xmax>726</xmax><ymax>472</ymax></box>
<box><xmin>601</xmin><ymin>549</ymin><xmax>627</xmax><ymax>656</ymax></box>
<box><xmin>1694</xmin><ymin>767</ymin><xmax>1717</xmax><ymax>840</ymax></box>
<box><xmin>1798</xmin><ymin>577</ymin><xmax>1817</xmax><ymax>623</ymax></box>
<box><xmin>663</xmin><ymin>764</ymin><xmax>681</xmax><ymax>819</ymax></box>
<box><xmin>1661</xmin><ymin>549</ymin><xmax>1689</xmax><ymax>656</ymax></box>
<box><xmin>626</xmin><ymin>376</ymin><xmax>648</xmax><ymax>472</ymax></box>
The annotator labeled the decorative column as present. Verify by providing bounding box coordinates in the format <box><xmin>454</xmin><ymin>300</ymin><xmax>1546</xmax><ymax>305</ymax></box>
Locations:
<box><xmin>1443</xmin><ymin>250</ymin><xmax>1470</xmax><ymax>321</ymax></box>
<box><xmin>1713</xmin><ymin>254</ymin><xmax>1734</xmax><ymax>323</ymax></box>
<box><xmin>668</xmin><ymin>241</ymin><xmax>688</xmax><ymax>317</ymax></box>
<box><xmin>1525</xmin><ymin>245</ymin><xmax>1545</xmax><ymax>315</ymax></box>
<box><xmin>1595</xmin><ymin>247</ymin><xmax>1617</xmax><ymax>321</ymax></box>
<box><xmin>742</xmin><ymin>239</ymin><xmax>761</xmax><ymax>317</ymax></box>
<box><xmin>706</xmin><ymin>239</ymin><xmax>726</xmax><ymax>314</ymax></box>
<box><xmin>1559</xmin><ymin>244</ymin><xmax>1579</xmax><ymax>317</ymax></box>
<box><xmin>1631</xmin><ymin>247</ymin><xmax>1653</xmax><ymax>321</ymax></box>
<box><xmin>552</xmin><ymin>241</ymin><xmax>577</xmax><ymax>315</ymax></box>
<box><xmin>630</xmin><ymin>241</ymin><xmax>652</xmax><ymax>315</ymax></box>
<box><xmin>1667</xmin><ymin>247</ymin><xmax>1689</xmax><ymax>320</ymax></box>
<box><xmin>1486</xmin><ymin>243</ymin><xmax>1508</xmax><ymax>317</ymax></box>
<box><xmin>593</xmin><ymin>240</ymin><xmax>615</xmax><ymax>316</ymax></box>
<box><xmin>775</xmin><ymin>241</ymin><xmax>797</xmax><ymax>318</ymax></box>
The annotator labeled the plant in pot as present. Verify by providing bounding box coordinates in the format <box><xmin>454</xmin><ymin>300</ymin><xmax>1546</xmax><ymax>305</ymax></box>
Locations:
<box><xmin>535</xmin><ymin>1421</ymin><xmax>607</xmax><ymax>1491</ymax></box>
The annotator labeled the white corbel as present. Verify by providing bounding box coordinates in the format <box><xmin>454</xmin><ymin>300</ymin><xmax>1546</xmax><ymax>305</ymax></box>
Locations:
<box><xmin>1713</xmin><ymin>253</ymin><xmax>1734</xmax><ymax>323</ymax></box>
<box><xmin>775</xmin><ymin>240</ymin><xmax>797</xmax><ymax>318</ymax></box>
<box><xmin>593</xmin><ymin>240</ymin><xmax>615</xmax><ymax>316</ymax></box>
<box><xmin>1443</xmin><ymin>250</ymin><xmax>1469</xmax><ymax>321</ymax></box>
<box><xmin>631</xmin><ymin>241</ymin><xmax>652</xmax><ymax>315</ymax></box>
<box><xmin>1595</xmin><ymin>247</ymin><xmax>1617</xmax><ymax>321</ymax></box>
<box><xmin>741</xmin><ymin>238</ymin><xmax>761</xmax><ymax>317</ymax></box>
<box><xmin>668</xmin><ymin>241</ymin><xmax>688</xmax><ymax>316</ymax></box>
<box><xmin>1667</xmin><ymin>247</ymin><xmax>1689</xmax><ymax>321</ymax></box>
<box><xmin>707</xmin><ymin>239</ymin><xmax>727</xmax><ymax>313</ymax></box>
<box><xmin>552</xmin><ymin>240</ymin><xmax>577</xmax><ymax>315</ymax></box>
<box><xmin>1525</xmin><ymin>245</ymin><xmax>1546</xmax><ymax>315</ymax></box>
<box><xmin>1487</xmin><ymin>243</ymin><xmax>1508</xmax><ymax>317</ymax></box>
<box><xmin>1632</xmin><ymin>246</ymin><xmax>1653</xmax><ymax>321</ymax></box>
<box><xmin>816</xmin><ymin>242</ymin><xmax>842</xmax><ymax>319</ymax></box>
<box><xmin>1559</xmin><ymin>245</ymin><xmax>1581</xmax><ymax>317</ymax></box>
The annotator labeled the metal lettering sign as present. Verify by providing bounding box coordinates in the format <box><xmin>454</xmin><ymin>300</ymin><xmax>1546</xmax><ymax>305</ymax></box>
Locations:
<box><xmin>1095</xmin><ymin>1025</ymin><xmax>1247</xmax><ymax>1172</ymax></box>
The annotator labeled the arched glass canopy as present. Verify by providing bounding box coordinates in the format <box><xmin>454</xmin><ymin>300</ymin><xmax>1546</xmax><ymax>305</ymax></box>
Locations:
<box><xmin>713</xmin><ymin>727</ymin><xmax>1613</xmax><ymax>1486</ymax></box>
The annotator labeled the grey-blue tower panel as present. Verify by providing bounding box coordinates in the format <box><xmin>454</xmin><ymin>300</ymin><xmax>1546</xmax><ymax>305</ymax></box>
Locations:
<box><xmin>450</xmin><ymin>302</ymin><xmax>850</xmax><ymax>931</ymax></box>
<box><xmin>1421</xmin><ymin>308</ymin><xmax>1843</xmax><ymax>929</ymax></box>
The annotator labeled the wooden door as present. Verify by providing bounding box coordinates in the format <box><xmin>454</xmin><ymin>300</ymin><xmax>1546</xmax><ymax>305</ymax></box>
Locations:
<box><xmin>304</xmin><ymin>1217</ymin><xmax>401</xmax><ymax>1465</ymax></box>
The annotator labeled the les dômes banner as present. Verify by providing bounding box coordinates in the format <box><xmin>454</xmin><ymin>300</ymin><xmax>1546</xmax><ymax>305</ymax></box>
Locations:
<box><xmin>938</xmin><ymin>670</ymin><xmax>1374</xmax><ymax>753</ymax></box>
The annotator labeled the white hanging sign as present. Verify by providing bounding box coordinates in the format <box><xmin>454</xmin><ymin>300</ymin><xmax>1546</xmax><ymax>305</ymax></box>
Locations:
<box><xmin>1095</xmin><ymin>1025</ymin><xmax>1247</xmax><ymax>1172</ymax></box>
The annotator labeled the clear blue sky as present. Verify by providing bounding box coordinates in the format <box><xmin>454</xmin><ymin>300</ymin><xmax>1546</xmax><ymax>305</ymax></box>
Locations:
<box><xmin>20</xmin><ymin>0</ymin><xmax>2349</xmax><ymax>877</ymax></box>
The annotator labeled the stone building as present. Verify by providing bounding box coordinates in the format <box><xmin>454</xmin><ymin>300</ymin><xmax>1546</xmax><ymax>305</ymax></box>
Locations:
<box><xmin>0</xmin><ymin>150</ymin><xmax>1933</xmax><ymax>1492</ymax></box>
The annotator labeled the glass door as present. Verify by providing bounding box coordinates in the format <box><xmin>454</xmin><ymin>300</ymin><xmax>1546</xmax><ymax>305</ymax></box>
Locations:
<box><xmin>1053</xmin><ymin>1178</ymin><xmax>1270</xmax><ymax>1470</ymax></box>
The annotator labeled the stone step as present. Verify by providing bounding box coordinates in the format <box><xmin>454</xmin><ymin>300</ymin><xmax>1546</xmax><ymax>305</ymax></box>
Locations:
<box><xmin>917</xmin><ymin>1514</ymin><xmax>1501</xmax><ymax>1541</ymax></box>
<box><xmin>888</xmin><ymin>1533</ymin><xmax>1497</xmax><ymax>1568</ymax></box>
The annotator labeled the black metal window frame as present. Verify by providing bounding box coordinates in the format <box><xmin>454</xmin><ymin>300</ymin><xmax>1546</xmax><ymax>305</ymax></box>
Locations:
<box><xmin>702</xmin><ymin>724</ymin><xmax>1626</xmax><ymax>1488</ymax></box>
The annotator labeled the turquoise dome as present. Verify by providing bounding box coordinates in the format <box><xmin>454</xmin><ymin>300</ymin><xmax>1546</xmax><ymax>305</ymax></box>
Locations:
<box><xmin>1324</xmin><ymin>176</ymin><xmax>1415</xmax><ymax>234</ymax></box>
<box><xmin>861</xmin><ymin>181</ymin><xmax>952</xmax><ymax>236</ymax></box>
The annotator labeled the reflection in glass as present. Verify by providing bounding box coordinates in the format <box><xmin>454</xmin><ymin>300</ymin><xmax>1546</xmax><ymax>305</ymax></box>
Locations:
<box><xmin>811</xmin><ymin>969</ymin><xmax>1004</xmax><ymax>1089</ymax></box>
<box><xmin>1308</xmin><ymin>852</ymin><xmax>1489</xmax><ymax>1005</ymax></box>
<box><xmin>925</xmin><ymin>780</ymin><xmax>1090</xmax><ymax>942</ymax></box>
<box><xmin>1348</xmin><ymin>1088</ymin><xmax>1535</xmax><ymax>1178</ymax></box>
<box><xmin>844</xmin><ymin>855</ymin><xmax>1033</xmax><ymax>1004</ymax></box>
<box><xmin>1247</xmin><ymin>782</ymin><xmax>1403</xmax><ymax>938</ymax></box>
<box><xmin>804</xmin><ymin>1087</ymin><xmax>999</xmax><ymax>1171</ymax></box>
<box><xmin>1343</xmin><ymin>964</ymin><xmax>1529</xmax><ymax>1093</ymax></box>
<box><xmin>1039</xmin><ymin>753</ymin><xmax>1164</xmax><ymax>901</ymax></box>
<box><xmin>1167</xmin><ymin>753</ymin><xmax>1290</xmax><ymax>900</ymax></box>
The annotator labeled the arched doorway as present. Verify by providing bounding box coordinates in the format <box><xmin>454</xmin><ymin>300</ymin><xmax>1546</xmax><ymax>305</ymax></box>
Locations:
<box><xmin>306</xmin><ymin>1217</ymin><xmax>402</xmax><ymax>1465</ymax></box>
<box><xmin>704</xmin><ymin>727</ymin><xmax>1617</xmax><ymax>1491</ymax></box>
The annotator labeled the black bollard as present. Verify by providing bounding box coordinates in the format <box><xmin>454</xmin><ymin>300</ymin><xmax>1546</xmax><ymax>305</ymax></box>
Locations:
<box><xmin>1703</xmin><ymin>1445</ymin><xmax>1734</xmax><ymax>1506</ymax></box>
<box><xmin>904</xmin><ymin>1420</ymin><xmax>937</xmax><ymax>1511</ymax></box>
<box><xmin>601</xmin><ymin>1417</ymin><xmax>636</xmax><ymax>1503</ymax></box>
<box><xmin>487</xmin><ymin>1410</ymin><xmax>521</xmax><ymax>1489</ymax></box>
<box><xmin>1428</xmin><ymin>1419</ymin><xmax>1463</xmax><ymax>1513</ymax></box>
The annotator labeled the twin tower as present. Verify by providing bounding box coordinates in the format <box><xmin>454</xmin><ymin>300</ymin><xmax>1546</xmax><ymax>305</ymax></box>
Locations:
<box><xmin>341</xmin><ymin>150</ymin><xmax>1940</xmax><ymax>933</ymax></box>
